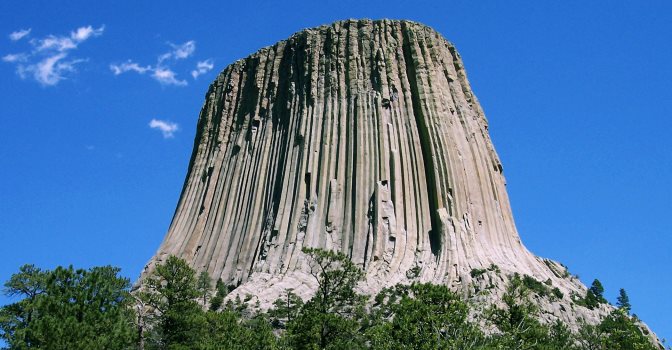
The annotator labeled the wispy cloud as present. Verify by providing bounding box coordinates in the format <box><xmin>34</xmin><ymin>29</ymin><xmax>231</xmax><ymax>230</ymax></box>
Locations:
<box><xmin>27</xmin><ymin>53</ymin><xmax>86</xmax><ymax>86</ymax></box>
<box><xmin>159</xmin><ymin>41</ymin><xmax>195</xmax><ymax>63</ymax></box>
<box><xmin>172</xmin><ymin>41</ymin><xmax>195</xmax><ymax>59</ymax></box>
<box><xmin>71</xmin><ymin>26</ymin><xmax>104</xmax><ymax>42</ymax></box>
<box><xmin>152</xmin><ymin>67</ymin><xmax>187</xmax><ymax>86</ymax></box>
<box><xmin>2</xmin><ymin>53</ymin><xmax>28</xmax><ymax>63</ymax></box>
<box><xmin>191</xmin><ymin>59</ymin><xmax>214</xmax><ymax>79</ymax></box>
<box><xmin>110</xmin><ymin>60</ymin><xmax>151</xmax><ymax>75</ymax></box>
<box><xmin>110</xmin><ymin>60</ymin><xmax>186</xmax><ymax>86</ymax></box>
<box><xmin>9</xmin><ymin>28</ymin><xmax>31</xmax><ymax>41</ymax></box>
<box><xmin>111</xmin><ymin>40</ymin><xmax>212</xmax><ymax>86</ymax></box>
<box><xmin>32</xmin><ymin>25</ymin><xmax>104</xmax><ymax>53</ymax></box>
<box><xmin>149</xmin><ymin>118</ymin><xmax>179</xmax><ymax>138</ymax></box>
<box><xmin>2</xmin><ymin>25</ymin><xmax>104</xmax><ymax>86</ymax></box>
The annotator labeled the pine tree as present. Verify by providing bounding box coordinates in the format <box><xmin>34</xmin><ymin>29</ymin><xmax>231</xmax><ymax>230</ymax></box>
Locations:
<box><xmin>589</xmin><ymin>279</ymin><xmax>607</xmax><ymax>303</ymax></box>
<box><xmin>139</xmin><ymin>255</ymin><xmax>206</xmax><ymax>348</ymax></box>
<box><xmin>269</xmin><ymin>289</ymin><xmax>303</xmax><ymax>328</ymax></box>
<box><xmin>209</xmin><ymin>279</ymin><xmax>228</xmax><ymax>311</ymax></box>
<box><xmin>617</xmin><ymin>288</ymin><xmax>632</xmax><ymax>314</ymax></box>
<box><xmin>584</xmin><ymin>278</ymin><xmax>608</xmax><ymax>309</ymax></box>
<box><xmin>600</xmin><ymin>308</ymin><xmax>657</xmax><ymax>350</ymax></box>
<box><xmin>0</xmin><ymin>265</ymin><xmax>135</xmax><ymax>349</ymax></box>
<box><xmin>283</xmin><ymin>248</ymin><xmax>367</xmax><ymax>349</ymax></box>
<box><xmin>366</xmin><ymin>283</ymin><xmax>485</xmax><ymax>349</ymax></box>
<box><xmin>197</xmin><ymin>270</ymin><xmax>212</xmax><ymax>306</ymax></box>
<box><xmin>488</xmin><ymin>274</ymin><xmax>552</xmax><ymax>348</ymax></box>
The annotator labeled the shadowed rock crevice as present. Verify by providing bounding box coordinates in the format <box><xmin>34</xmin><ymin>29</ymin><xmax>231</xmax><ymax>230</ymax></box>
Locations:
<box><xmin>400</xmin><ymin>22</ymin><xmax>442</xmax><ymax>257</ymax></box>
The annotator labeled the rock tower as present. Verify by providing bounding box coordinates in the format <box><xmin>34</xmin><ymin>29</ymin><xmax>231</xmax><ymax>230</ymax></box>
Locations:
<box><xmin>144</xmin><ymin>19</ymin><xmax>601</xmax><ymax>325</ymax></box>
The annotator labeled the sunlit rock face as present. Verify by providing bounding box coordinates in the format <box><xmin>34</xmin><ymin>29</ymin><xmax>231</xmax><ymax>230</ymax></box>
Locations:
<box><xmin>144</xmin><ymin>19</ymin><xmax>607</xmax><ymax>327</ymax></box>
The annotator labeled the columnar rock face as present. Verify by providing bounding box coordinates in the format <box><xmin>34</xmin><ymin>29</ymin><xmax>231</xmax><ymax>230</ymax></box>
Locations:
<box><xmin>144</xmin><ymin>19</ymin><xmax>596</xmax><ymax>324</ymax></box>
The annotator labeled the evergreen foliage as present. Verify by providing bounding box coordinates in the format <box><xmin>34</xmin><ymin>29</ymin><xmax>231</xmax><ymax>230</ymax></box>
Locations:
<box><xmin>589</xmin><ymin>279</ymin><xmax>606</xmax><ymax>300</ymax></box>
<box><xmin>208</xmin><ymin>279</ymin><xmax>227</xmax><ymax>312</ymax></box>
<box><xmin>197</xmin><ymin>310</ymin><xmax>277</xmax><ymax>350</ymax></box>
<box><xmin>366</xmin><ymin>283</ymin><xmax>485</xmax><ymax>349</ymax></box>
<box><xmin>579</xmin><ymin>278</ymin><xmax>609</xmax><ymax>310</ymax></box>
<box><xmin>0</xmin><ymin>265</ymin><xmax>135</xmax><ymax>349</ymax></box>
<box><xmin>488</xmin><ymin>273</ymin><xmax>554</xmax><ymax>348</ymax></box>
<box><xmin>281</xmin><ymin>247</ymin><xmax>368</xmax><ymax>350</ymax></box>
<box><xmin>0</xmin><ymin>253</ymin><xmax>661</xmax><ymax>350</ymax></box>
<box><xmin>599</xmin><ymin>309</ymin><xmax>657</xmax><ymax>350</ymax></box>
<box><xmin>268</xmin><ymin>289</ymin><xmax>303</xmax><ymax>328</ymax></box>
<box><xmin>197</xmin><ymin>271</ymin><xmax>212</xmax><ymax>306</ymax></box>
<box><xmin>617</xmin><ymin>288</ymin><xmax>632</xmax><ymax>314</ymax></box>
<box><xmin>139</xmin><ymin>255</ymin><xmax>207</xmax><ymax>349</ymax></box>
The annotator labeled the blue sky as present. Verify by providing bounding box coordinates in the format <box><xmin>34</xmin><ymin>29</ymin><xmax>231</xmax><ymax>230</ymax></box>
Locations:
<box><xmin>1</xmin><ymin>0</ymin><xmax>670</xmax><ymax>342</ymax></box>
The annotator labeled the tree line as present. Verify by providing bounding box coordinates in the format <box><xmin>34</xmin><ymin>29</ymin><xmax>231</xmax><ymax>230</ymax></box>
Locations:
<box><xmin>0</xmin><ymin>248</ymin><xmax>661</xmax><ymax>349</ymax></box>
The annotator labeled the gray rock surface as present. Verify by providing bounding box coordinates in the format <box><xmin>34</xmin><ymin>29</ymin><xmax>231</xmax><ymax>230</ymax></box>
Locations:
<box><xmin>143</xmin><ymin>19</ymin><xmax>620</xmax><ymax>329</ymax></box>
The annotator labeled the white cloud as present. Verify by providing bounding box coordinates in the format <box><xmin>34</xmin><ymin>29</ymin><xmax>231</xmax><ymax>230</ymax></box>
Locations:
<box><xmin>149</xmin><ymin>118</ymin><xmax>179</xmax><ymax>138</ymax></box>
<box><xmin>32</xmin><ymin>25</ymin><xmax>104</xmax><ymax>53</ymax></box>
<box><xmin>152</xmin><ymin>67</ymin><xmax>187</xmax><ymax>86</ymax></box>
<box><xmin>33</xmin><ymin>35</ymin><xmax>77</xmax><ymax>52</ymax></box>
<box><xmin>110</xmin><ymin>61</ymin><xmax>186</xmax><ymax>86</ymax></box>
<box><xmin>71</xmin><ymin>25</ymin><xmax>104</xmax><ymax>42</ymax></box>
<box><xmin>172</xmin><ymin>41</ymin><xmax>195</xmax><ymax>59</ymax></box>
<box><xmin>33</xmin><ymin>53</ymin><xmax>69</xmax><ymax>85</ymax></box>
<box><xmin>112</xmin><ymin>40</ymin><xmax>198</xmax><ymax>86</ymax></box>
<box><xmin>2</xmin><ymin>53</ymin><xmax>28</xmax><ymax>63</ymax></box>
<box><xmin>110</xmin><ymin>60</ymin><xmax>151</xmax><ymax>75</ymax></box>
<box><xmin>159</xmin><ymin>41</ymin><xmax>196</xmax><ymax>63</ymax></box>
<box><xmin>19</xmin><ymin>53</ymin><xmax>86</xmax><ymax>86</ymax></box>
<box><xmin>2</xmin><ymin>25</ymin><xmax>103</xmax><ymax>86</ymax></box>
<box><xmin>191</xmin><ymin>59</ymin><xmax>214</xmax><ymax>79</ymax></box>
<box><xmin>9</xmin><ymin>28</ymin><xmax>31</xmax><ymax>41</ymax></box>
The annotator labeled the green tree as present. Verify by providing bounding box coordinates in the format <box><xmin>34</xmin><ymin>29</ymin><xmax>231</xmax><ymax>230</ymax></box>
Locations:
<box><xmin>547</xmin><ymin>320</ymin><xmax>577</xmax><ymax>350</ymax></box>
<box><xmin>589</xmin><ymin>279</ymin><xmax>604</xmax><ymax>297</ymax></box>
<box><xmin>0</xmin><ymin>264</ymin><xmax>47</xmax><ymax>348</ymax></box>
<box><xmin>599</xmin><ymin>309</ymin><xmax>657</xmax><ymax>350</ymax></box>
<box><xmin>197</xmin><ymin>310</ymin><xmax>277</xmax><ymax>350</ymax></box>
<box><xmin>576</xmin><ymin>303</ymin><xmax>658</xmax><ymax>350</ymax></box>
<box><xmin>197</xmin><ymin>271</ymin><xmax>212</xmax><ymax>306</ymax></box>
<box><xmin>617</xmin><ymin>288</ymin><xmax>631</xmax><ymax>314</ymax></box>
<box><xmin>140</xmin><ymin>256</ymin><xmax>206</xmax><ymax>349</ymax></box>
<box><xmin>488</xmin><ymin>274</ymin><xmax>559</xmax><ymax>349</ymax></box>
<box><xmin>0</xmin><ymin>265</ymin><xmax>135</xmax><ymax>349</ymax></box>
<box><xmin>3</xmin><ymin>265</ymin><xmax>46</xmax><ymax>301</ymax></box>
<box><xmin>208</xmin><ymin>279</ymin><xmax>227</xmax><ymax>312</ymax></box>
<box><xmin>366</xmin><ymin>283</ymin><xmax>485</xmax><ymax>350</ymax></box>
<box><xmin>577</xmin><ymin>322</ymin><xmax>604</xmax><ymax>350</ymax></box>
<box><xmin>584</xmin><ymin>279</ymin><xmax>608</xmax><ymax>310</ymax></box>
<box><xmin>269</xmin><ymin>289</ymin><xmax>303</xmax><ymax>329</ymax></box>
<box><xmin>241</xmin><ymin>314</ymin><xmax>278</xmax><ymax>350</ymax></box>
<box><xmin>282</xmin><ymin>247</ymin><xmax>367</xmax><ymax>350</ymax></box>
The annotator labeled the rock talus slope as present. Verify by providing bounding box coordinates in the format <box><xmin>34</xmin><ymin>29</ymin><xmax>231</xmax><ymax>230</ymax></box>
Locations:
<box><xmin>144</xmin><ymin>19</ymin><xmax>602</xmax><ymax>326</ymax></box>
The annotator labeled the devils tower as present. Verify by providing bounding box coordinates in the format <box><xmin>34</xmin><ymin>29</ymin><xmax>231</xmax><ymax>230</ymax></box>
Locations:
<box><xmin>143</xmin><ymin>19</ymin><xmax>606</xmax><ymax>326</ymax></box>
